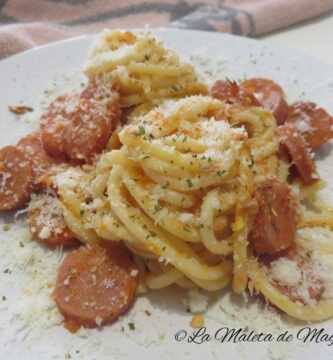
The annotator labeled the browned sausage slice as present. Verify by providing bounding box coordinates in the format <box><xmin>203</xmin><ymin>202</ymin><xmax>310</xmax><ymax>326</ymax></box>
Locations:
<box><xmin>18</xmin><ymin>131</ymin><xmax>56</xmax><ymax>174</ymax></box>
<box><xmin>250</xmin><ymin>179</ymin><xmax>298</xmax><ymax>255</ymax></box>
<box><xmin>63</xmin><ymin>98</ymin><xmax>113</xmax><ymax>164</ymax></box>
<box><xmin>211</xmin><ymin>79</ymin><xmax>261</xmax><ymax>107</ymax></box>
<box><xmin>0</xmin><ymin>146</ymin><xmax>36</xmax><ymax>211</ymax></box>
<box><xmin>241</xmin><ymin>78</ymin><xmax>288</xmax><ymax>125</ymax></box>
<box><xmin>287</xmin><ymin>101</ymin><xmax>333</xmax><ymax>149</ymax></box>
<box><xmin>40</xmin><ymin>94</ymin><xmax>77</xmax><ymax>160</ymax></box>
<box><xmin>28</xmin><ymin>192</ymin><xmax>79</xmax><ymax>249</ymax></box>
<box><xmin>41</xmin><ymin>85</ymin><xmax>121</xmax><ymax>164</ymax></box>
<box><xmin>63</xmin><ymin>84</ymin><xmax>121</xmax><ymax>163</ymax></box>
<box><xmin>80</xmin><ymin>83</ymin><xmax>121</xmax><ymax>130</ymax></box>
<box><xmin>278</xmin><ymin>123</ymin><xmax>319</xmax><ymax>184</ymax></box>
<box><xmin>54</xmin><ymin>243</ymin><xmax>138</xmax><ymax>329</ymax></box>
<box><xmin>18</xmin><ymin>131</ymin><xmax>72</xmax><ymax>191</ymax></box>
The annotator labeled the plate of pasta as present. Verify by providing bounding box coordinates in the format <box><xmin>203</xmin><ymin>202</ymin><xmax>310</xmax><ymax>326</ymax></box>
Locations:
<box><xmin>1</xmin><ymin>29</ymin><xmax>333</xmax><ymax>360</ymax></box>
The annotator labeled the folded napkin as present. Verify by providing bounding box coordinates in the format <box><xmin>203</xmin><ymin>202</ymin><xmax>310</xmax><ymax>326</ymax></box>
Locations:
<box><xmin>0</xmin><ymin>0</ymin><xmax>332</xmax><ymax>59</ymax></box>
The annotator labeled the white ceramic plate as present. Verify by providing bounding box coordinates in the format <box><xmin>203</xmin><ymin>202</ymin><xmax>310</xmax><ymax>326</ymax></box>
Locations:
<box><xmin>1</xmin><ymin>29</ymin><xmax>333</xmax><ymax>360</ymax></box>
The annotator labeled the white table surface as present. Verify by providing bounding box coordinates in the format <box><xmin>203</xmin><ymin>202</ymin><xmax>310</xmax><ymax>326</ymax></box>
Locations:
<box><xmin>261</xmin><ymin>11</ymin><xmax>333</xmax><ymax>66</ymax></box>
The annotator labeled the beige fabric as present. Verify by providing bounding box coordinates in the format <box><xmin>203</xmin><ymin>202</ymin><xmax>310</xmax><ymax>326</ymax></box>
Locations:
<box><xmin>0</xmin><ymin>0</ymin><xmax>332</xmax><ymax>59</ymax></box>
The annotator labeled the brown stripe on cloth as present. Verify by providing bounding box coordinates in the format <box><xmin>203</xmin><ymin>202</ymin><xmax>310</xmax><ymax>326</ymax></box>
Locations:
<box><xmin>169</xmin><ymin>0</ymin><xmax>333</xmax><ymax>36</ymax></box>
<box><xmin>0</xmin><ymin>0</ymin><xmax>332</xmax><ymax>59</ymax></box>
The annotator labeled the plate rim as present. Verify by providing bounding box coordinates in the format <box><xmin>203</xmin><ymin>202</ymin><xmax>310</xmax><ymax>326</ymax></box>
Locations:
<box><xmin>1</xmin><ymin>28</ymin><xmax>332</xmax><ymax>73</ymax></box>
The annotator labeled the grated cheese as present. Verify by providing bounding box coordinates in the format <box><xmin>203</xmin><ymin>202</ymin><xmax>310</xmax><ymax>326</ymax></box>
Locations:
<box><xmin>178</xmin><ymin>213</ymin><xmax>193</xmax><ymax>223</ymax></box>
<box><xmin>130</xmin><ymin>269</ymin><xmax>139</xmax><ymax>277</ymax></box>
<box><xmin>95</xmin><ymin>316</ymin><xmax>103</xmax><ymax>327</ymax></box>
<box><xmin>28</xmin><ymin>192</ymin><xmax>68</xmax><ymax>239</ymax></box>
<box><xmin>270</xmin><ymin>258</ymin><xmax>302</xmax><ymax>287</ymax></box>
<box><xmin>185</xmin><ymin>288</ymin><xmax>209</xmax><ymax>313</ymax></box>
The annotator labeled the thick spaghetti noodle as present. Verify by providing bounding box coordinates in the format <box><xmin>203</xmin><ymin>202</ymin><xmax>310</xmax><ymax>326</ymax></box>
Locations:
<box><xmin>84</xmin><ymin>30</ymin><xmax>207</xmax><ymax>107</ymax></box>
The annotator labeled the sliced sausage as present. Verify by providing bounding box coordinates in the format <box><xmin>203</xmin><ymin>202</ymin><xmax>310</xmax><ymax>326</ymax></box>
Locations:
<box><xmin>278</xmin><ymin>123</ymin><xmax>319</xmax><ymax>184</ymax></box>
<box><xmin>241</xmin><ymin>78</ymin><xmax>288</xmax><ymax>125</ymax></box>
<box><xmin>211</xmin><ymin>79</ymin><xmax>261</xmax><ymax>107</ymax></box>
<box><xmin>67</xmin><ymin>84</ymin><xmax>121</xmax><ymax>162</ymax></box>
<box><xmin>250</xmin><ymin>179</ymin><xmax>298</xmax><ymax>255</ymax></box>
<box><xmin>28</xmin><ymin>192</ymin><xmax>79</xmax><ymax>249</ymax></box>
<box><xmin>18</xmin><ymin>131</ymin><xmax>58</xmax><ymax>182</ymax></box>
<box><xmin>18</xmin><ymin>132</ymin><xmax>55</xmax><ymax>172</ymax></box>
<box><xmin>54</xmin><ymin>243</ymin><xmax>138</xmax><ymax>329</ymax></box>
<box><xmin>0</xmin><ymin>146</ymin><xmax>36</xmax><ymax>211</ymax></box>
<box><xmin>307</xmin><ymin>276</ymin><xmax>325</xmax><ymax>302</ymax></box>
<box><xmin>287</xmin><ymin>101</ymin><xmax>333</xmax><ymax>149</ymax></box>
<box><xmin>63</xmin><ymin>98</ymin><xmax>113</xmax><ymax>163</ymax></box>
<box><xmin>261</xmin><ymin>244</ymin><xmax>324</xmax><ymax>304</ymax></box>
<box><xmin>80</xmin><ymin>83</ymin><xmax>121</xmax><ymax>130</ymax></box>
<box><xmin>41</xmin><ymin>85</ymin><xmax>121</xmax><ymax>164</ymax></box>
<box><xmin>18</xmin><ymin>131</ymin><xmax>71</xmax><ymax>191</ymax></box>
<box><xmin>40</xmin><ymin>94</ymin><xmax>77</xmax><ymax>160</ymax></box>
<box><xmin>272</xmin><ymin>272</ymin><xmax>324</xmax><ymax>304</ymax></box>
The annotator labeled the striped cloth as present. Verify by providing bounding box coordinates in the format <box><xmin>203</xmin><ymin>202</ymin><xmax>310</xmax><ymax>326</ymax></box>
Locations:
<box><xmin>0</xmin><ymin>0</ymin><xmax>332</xmax><ymax>59</ymax></box>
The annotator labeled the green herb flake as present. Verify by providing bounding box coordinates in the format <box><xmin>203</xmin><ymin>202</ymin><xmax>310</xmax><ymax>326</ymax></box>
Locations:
<box><xmin>68</xmin><ymin>269</ymin><xmax>77</xmax><ymax>278</ymax></box>
<box><xmin>128</xmin><ymin>322</ymin><xmax>135</xmax><ymax>330</ymax></box>
<box><xmin>248</xmin><ymin>156</ymin><xmax>255</xmax><ymax>169</ymax></box>
<box><xmin>305</xmin><ymin>250</ymin><xmax>313</xmax><ymax>258</ymax></box>
<box><xmin>146</xmin><ymin>230</ymin><xmax>157</xmax><ymax>239</ymax></box>
<box><xmin>186</xmin><ymin>179</ymin><xmax>193</xmax><ymax>188</ymax></box>
<box><xmin>217</xmin><ymin>170</ymin><xmax>226</xmax><ymax>176</ymax></box>
<box><xmin>183</xmin><ymin>226</ymin><xmax>191</xmax><ymax>233</ymax></box>
<box><xmin>153</xmin><ymin>205</ymin><xmax>162</xmax><ymax>214</ymax></box>
<box><xmin>161</xmin><ymin>181</ymin><xmax>170</xmax><ymax>189</ymax></box>
<box><xmin>2</xmin><ymin>224</ymin><xmax>10</xmax><ymax>231</ymax></box>
<box><xmin>139</xmin><ymin>126</ymin><xmax>146</xmax><ymax>136</ymax></box>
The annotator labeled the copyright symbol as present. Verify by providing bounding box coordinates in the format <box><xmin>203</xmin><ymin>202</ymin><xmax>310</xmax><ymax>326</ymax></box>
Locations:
<box><xmin>175</xmin><ymin>330</ymin><xmax>187</xmax><ymax>341</ymax></box>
